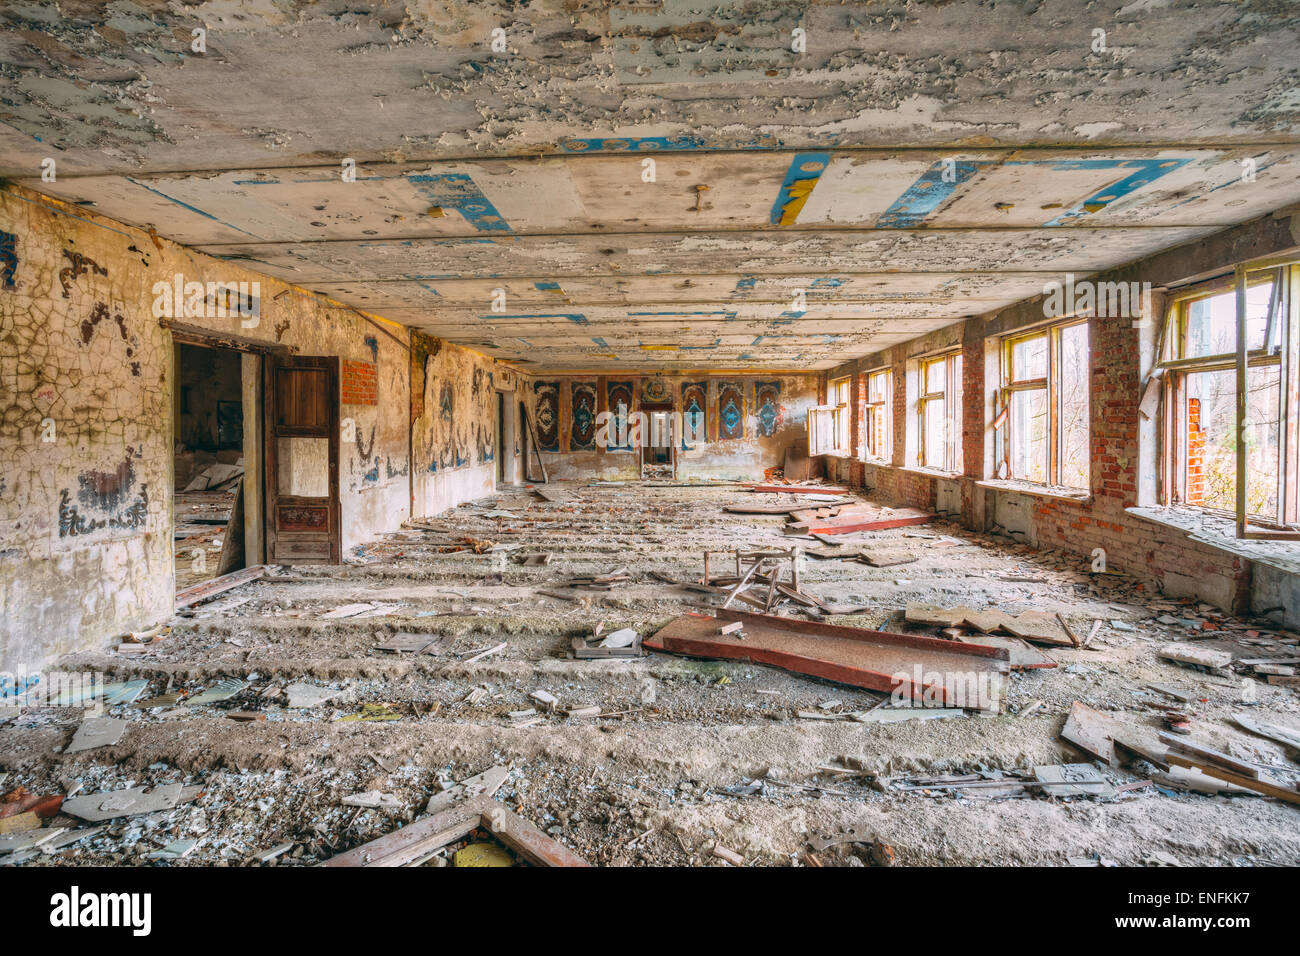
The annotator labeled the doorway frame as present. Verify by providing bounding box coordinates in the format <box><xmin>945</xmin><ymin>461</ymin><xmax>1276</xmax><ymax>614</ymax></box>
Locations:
<box><xmin>639</xmin><ymin>400</ymin><xmax>677</xmax><ymax>479</ymax></box>
<box><xmin>166</xmin><ymin>322</ymin><xmax>293</xmax><ymax>578</ymax></box>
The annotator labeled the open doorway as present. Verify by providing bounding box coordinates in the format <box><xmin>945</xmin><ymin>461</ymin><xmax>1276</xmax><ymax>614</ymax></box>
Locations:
<box><xmin>641</xmin><ymin>402</ymin><xmax>676</xmax><ymax>479</ymax></box>
<box><xmin>174</xmin><ymin>342</ymin><xmax>249</xmax><ymax>590</ymax></box>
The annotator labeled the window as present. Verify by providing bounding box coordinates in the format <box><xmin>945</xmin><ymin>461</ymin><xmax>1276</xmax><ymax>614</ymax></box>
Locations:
<box><xmin>828</xmin><ymin>376</ymin><xmax>851</xmax><ymax>454</ymax></box>
<box><xmin>917</xmin><ymin>352</ymin><xmax>962</xmax><ymax>471</ymax></box>
<box><xmin>865</xmin><ymin>368</ymin><xmax>891</xmax><ymax>460</ymax></box>
<box><xmin>996</xmin><ymin>321</ymin><xmax>1090</xmax><ymax>489</ymax></box>
<box><xmin>1159</xmin><ymin>267</ymin><xmax>1298</xmax><ymax>533</ymax></box>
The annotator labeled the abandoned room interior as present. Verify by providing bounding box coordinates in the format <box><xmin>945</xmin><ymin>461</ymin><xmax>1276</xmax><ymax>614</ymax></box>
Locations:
<box><xmin>3</xmin><ymin>1</ymin><xmax>1300</xmax><ymax>882</ymax></box>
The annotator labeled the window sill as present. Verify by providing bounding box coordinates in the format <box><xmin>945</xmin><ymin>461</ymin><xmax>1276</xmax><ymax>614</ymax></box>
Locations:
<box><xmin>898</xmin><ymin>465</ymin><xmax>961</xmax><ymax>480</ymax></box>
<box><xmin>1126</xmin><ymin>506</ymin><xmax>1300</xmax><ymax>572</ymax></box>
<box><xmin>977</xmin><ymin>479</ymin><xmax>1092</xmax><ymax>505</ymax></box>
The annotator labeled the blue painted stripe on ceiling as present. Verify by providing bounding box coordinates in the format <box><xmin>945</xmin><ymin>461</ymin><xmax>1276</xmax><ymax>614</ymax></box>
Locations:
<box><xmin>534</xmin><ymin>281</ymin><xmax>562</xmax><ymax>291</ymax></box>
<box><xmin>125</xmin><ymin>177</ymin><xmax>262</xmax><ymax>238</ymax></box>
<box><xmin>768</xmin><ymin>151</ymin><xmax>833</xmax><ymax>225</ymax></box>
<box><xmin>591</xmin><ymin>336</ymin><xmax>609</xmax><ymax>348</ymax></box>
<box><xmin>628</xmin><ymin>310</ymin><xmax>738</xmax><ymax>318</ymax></box>
<box><xmin>407</xmin><ymin>173</ymin><xmax>512</xmax><ymax>233</ymax></box>
<box><xmin>1022</xmin><ymin>158</ymin><xmax>1194</xmax><ymax>225</ymax></box>
<box><xmin>879</xmin><ymin>157</ymin><xmax>1195</xmax><ymax>229</ymax></box>
<box><xmin>876</xmin><ymin>160</ymin><xmax>986</xmax><ymax>228</ymax></box>
<box><xmin>810</xmin><ymin>277</ymin><xmax>843</xmax><ymax>288</ymax></box>
<box><xmin>557</xmin><ymin>135</ymin><xmax>788</xmax><ymax>153</ymax></box>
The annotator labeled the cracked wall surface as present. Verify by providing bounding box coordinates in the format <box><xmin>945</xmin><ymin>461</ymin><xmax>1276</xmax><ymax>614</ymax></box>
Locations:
<box><xmin>0</xmin><ymin>183</ymin><xmax>507</xmax><ymax>672</ymax></box>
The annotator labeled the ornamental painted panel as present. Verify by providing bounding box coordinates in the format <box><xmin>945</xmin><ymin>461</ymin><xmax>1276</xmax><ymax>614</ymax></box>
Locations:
<box><xmin>717</xmin><ymin>382</ymin><xmax>745</xmax><ymax>441</ymax></box>
<box><xmin>571</xmin><ymin>381</ymin><xmax>598</xmax><ymax>450</ymax></box>
<box><xmin>681</xmin><ymin>382</ymin><xmax>707</xmax><ymax>448</ymax></box>
<box><xmin>606</xmin><ymin>381</ymin><xmax>634</xmax><ymax>451</ymax></box>
<box><xmin>642</xmin><ymin>376</ymin><xmax>671</xmax><ymax>404</ymax></box>
<box><xmin>533</xmin><ymin>381</ymin><xmax>560</xmax><ymax>452</ymax></box>
<box><xmin>755</xmin><ymin>381</ymin><xmax>782</xmax><ymax>437</ymax></box>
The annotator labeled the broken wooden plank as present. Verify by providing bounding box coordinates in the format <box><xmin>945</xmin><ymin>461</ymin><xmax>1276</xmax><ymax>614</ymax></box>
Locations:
<box><xmin>744</xmin><ymin>483</ymin><xmax>849</xmax><ymax>495</ymax></box>
<box><xmin>1158</xmin><ymin>732</ymin><xmax>1262</xmax><ymax>780</ymax></box>
<box><xmin>955</xmin><ymin>635</ymin><xmax>1056</xmax><ymax>670</ymax></box>
<box><xmin>857</xmin><ymin>550</ymin><xmax>919</xmax><ymax>568</ymax></box>
<box><xmin>175</xmin><ymin>564</ymin><xmax>267</xmax><ymax>609</ymax></box>
<box><xmin>723</xmin><ymin>503</ymin><xmax>805</xmax><ymax>515</ymax></box>
<box><xmin>1232</xmin><ymin>713</ymin><xmax>1300</xmax><ymax>751</ymax></box>
<box><xmin>1164</xmin><ymin>753</ymin><xmax>1300</xmax><ymax>806</ymax></box>
<box><xmin>1061</xmin><ymin>701</ymin><xmax>1116</xmax><ymax>765</ymax></box>
<box><xmin>320</xmin><ymin>795</ymin><xmax>589</xmax><ymax>867</ymax></box>
<box><xmin>1159</xmin><ymin>643</ymin><xmax>1233</xmax><ymax>670</ymax></box>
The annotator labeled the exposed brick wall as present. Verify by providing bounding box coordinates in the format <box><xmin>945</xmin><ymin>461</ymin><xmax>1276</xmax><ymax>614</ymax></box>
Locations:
<box><xmin>1186</xmin><ymin>397</ymin><xmax>1206</xmax><ymax>504</ymax></box>
<box><xmin>850</xmin><ymin>372</ymin><xmax>867</xmax><ymax>459</ymax></box>
<box><xmin>960</xmin><ymin>334</ymin><xmax>985</xmax><ymax>482</ymax></box>
<box><xmin>342</xmin><ymin>359</ymin><xmax>378</xmax><ymax>406</ymax></box>
<box><xmin>835</xmin><ymin>295</ymin><xmax>1253</xmax><ymax>611</ymax></box>
<box><xmin>819</xmin><ymin>211</ymin><xmax>1300</xmax><ymax>615</ymax></box>
<box><xmin>890</xmin><ymin>363</ymin><xmax>907</xmax><ymax>468</ymax></box>
<box><xmin>1089</xmin><ymin>310</ymin><xmax>1140</xmax><ymax>506</ymax></box>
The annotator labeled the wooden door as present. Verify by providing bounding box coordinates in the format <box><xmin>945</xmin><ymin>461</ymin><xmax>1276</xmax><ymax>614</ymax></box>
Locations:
<box><xmin>265</xmin><ymin>355</ymin><xmax>340</xmax><ymax>564</ymax></box>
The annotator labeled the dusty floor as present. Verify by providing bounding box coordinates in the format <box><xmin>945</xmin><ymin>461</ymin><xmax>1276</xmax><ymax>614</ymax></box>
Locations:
<box><xmin>3</xmin><ymin>482</ymin><xmax>1300</xmax><ymax>867</ymax></box>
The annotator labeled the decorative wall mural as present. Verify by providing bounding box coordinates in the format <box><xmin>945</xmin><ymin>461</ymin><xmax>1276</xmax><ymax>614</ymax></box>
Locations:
<box><xmin>606</xmin><ymin>381</ymin><xmax>634</xmax><ymax>451</ymax></box>
<box><xmin>681</xmin><ymin>382</ymin><xmax>707</xmax><ymax>448</ymax></box>
<box><xmin>0</xmin><ymin>230</ymin><xmax>16</xmax><ymax>289</ymax></box>
<box><xmin>58</xmin><ymin>249</ymin><xmax>106</xmax><ymax>298</ymax></box>
<box><xmin>534</xmin><ymin>381</ymin><xmax>560</xmax><ymax>452</ymax></box>
<box><xmin>755</xmin><ymin>381</ymin><xmax>782</xmax><ymax>437</ymax></box>
<box><xmin>642</xmin><ymin>376</ymin><xmax>671</xmax><ymax>404</ymax></box>
<box><xmin>717</xmin><ymin>382</ymin><xmax>745</xmax><ymax>441</ymax></box>
<box><xmin>571</xmin><ymin>381</ymin><xmax>597</xmax><ymax>450</ymax></box>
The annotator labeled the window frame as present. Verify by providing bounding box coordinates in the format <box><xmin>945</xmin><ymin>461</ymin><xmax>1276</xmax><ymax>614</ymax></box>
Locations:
<box><xmin>864</xmin><ymin>367</ymin><xmax>891</xmax><ymax>462</ymax></box>
<box><xmin>828</xmin><ymin>375</ymin><xmax>851</xmax><ymax>455</ymax></box>
<box><xmin>995</xmin><ymin>318</ymin><xmax>1090</xmax><ymax>490</ymax></box>
<box><xmin>1157</xmin><ymin>264</ymin><xmax>1299</xmax><ymax>536</ymax></box>
<box><xmin>917</xmin><ymin>351</ymin><xmax>961</xmax><ymax>472</ymax></box>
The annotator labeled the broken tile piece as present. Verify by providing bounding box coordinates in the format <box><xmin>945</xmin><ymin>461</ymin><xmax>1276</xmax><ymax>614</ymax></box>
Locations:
<box><xmin>341</xmin><ymin>790</ymin><xmax>400</xmax><ymax>809</ymax></box>
<box><xmin>62</xmin><ymin>784</ymin><xmax>184</xmax><ymax>822</ymax></box>
<box><xmin>64</xmin><ymin>716</ymin><xmax>128</xmax><ymax>754</ymax></box>
<box><xmin>284</xmin><ymin>682</ymin><xmax>342</xmax><ymax>709</ymax></box>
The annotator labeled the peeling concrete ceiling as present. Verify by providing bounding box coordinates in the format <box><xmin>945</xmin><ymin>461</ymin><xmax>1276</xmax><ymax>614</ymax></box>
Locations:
<box><xmin>4</xmin><ymin>1</ymin><xmax>1300</xmax><ymax>369</ymax></box>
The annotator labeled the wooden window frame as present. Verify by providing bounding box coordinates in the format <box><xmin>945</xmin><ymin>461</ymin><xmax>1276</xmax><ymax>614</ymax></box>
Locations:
<box><xmin>918</xmin><ymin>352</ymin><xmax>961</xmax><ymax>472</ymax></box>
<box><xmin>828</xmin><ymin>375</ymin><xmax>851</xmax><ymax>455</ymax></box>
<box><xmin>864</xmin><ymin>367</ymin><xmax>891</xmax><ymax>461</ymax></box>
<box><xmin>995</xmin><ymin>319</ymin><xmax>1089</xmax><ymax>489</ymax></box>
<box><xmin>1158</xmin><ymin>262</ymin><xmax>1300</xmax><ymax>538</ymax></box>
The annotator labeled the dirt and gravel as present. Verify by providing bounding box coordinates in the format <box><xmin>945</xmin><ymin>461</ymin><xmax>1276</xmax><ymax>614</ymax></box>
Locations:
<box><xmin>3</xmin><ymin>482</ymin><xmax>1299</xmax><ymax>867</ymax></box>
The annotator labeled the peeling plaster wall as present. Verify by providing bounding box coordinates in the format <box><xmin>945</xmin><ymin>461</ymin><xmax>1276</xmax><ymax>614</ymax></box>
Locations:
<box><xmin>521</xmin><ymin>373</ymin><xmax>818</xmax><ymax>481</ymax></box>
<box><xmin>410</xmin><ymin>330</ymin><xmax>518</xmax><ymax>515</ymax></box>
<box><xmin>0</xmin><ymin>184</ymin><xmax>412</xmax><ymax>671</ymax></box>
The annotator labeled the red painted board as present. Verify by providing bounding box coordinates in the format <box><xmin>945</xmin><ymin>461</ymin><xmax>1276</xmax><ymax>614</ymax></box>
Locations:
<box><xmin>645</xmin><ymin>609</ymin><xmax>1008</xmax><ymax>710</ymax></box>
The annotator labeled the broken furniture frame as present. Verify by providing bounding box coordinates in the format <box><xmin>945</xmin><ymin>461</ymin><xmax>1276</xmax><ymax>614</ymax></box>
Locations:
<box><xmin>320</xmin><ymin>794</ymin><xmax>590</xmax><ymax>867</ymax></box>
<box><xmin>702</xmin><ymin>548</ymin><xmax>802</xmax><ymax>612</ymax></box>
<box><xmin>175</xmin><ymin>564</ymin><xmax>268</xmax><ymax>609</ymax></box>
